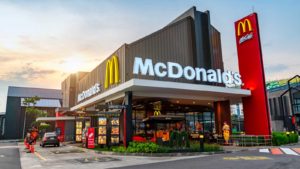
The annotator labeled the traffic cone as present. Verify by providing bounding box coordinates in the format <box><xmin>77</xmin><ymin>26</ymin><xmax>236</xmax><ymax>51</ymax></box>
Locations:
<box><xmin>29</xmin><ymin>145</ymin><xmax>35</xmax><ymax>153</ymax></box>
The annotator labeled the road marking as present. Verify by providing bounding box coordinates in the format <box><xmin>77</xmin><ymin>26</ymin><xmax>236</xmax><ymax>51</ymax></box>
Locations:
<box><xmin>0</xmin><ymin>155</ymin><xmax>4</xmax><ymax>158</ymax></box>
<box><xmin>0</xmin><ymin>146</ymin><xmax>18</xmax><ymax>149</ymax></box>
<box><xmin>292</xmin><ymin>148</ymin><xmax>300</xmax><ymax>154</ymax></box>
<box><xmin>34</xmin><ymin>152</ymin><xmax>47</xmax><ymax>161</ymax></box>
<box><xmin>270</xmin><ymin>148</ymin><xmax>283</xmax><ymax>155</ymax></box>
<box><xmin>280</xmin><ymin>148</ymin><xmax>298</xmax><ymax>156</ymax></box>
<box><xmin>223</xmin><ymin>156</ymin><xmax>270</xmax><ymax>161</ymax></box>
<box><xmin>259</xmin><ymin>149</ymin><xmax>269</xmax><ymax>153</ymax></box>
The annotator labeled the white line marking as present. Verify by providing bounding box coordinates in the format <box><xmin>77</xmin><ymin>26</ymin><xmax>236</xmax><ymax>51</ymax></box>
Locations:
<box><xmin>0</xmin><ymin>146</ymin><xmax>18</xmax><ymax>149</ymax></box>
<box><xmin>0</xmin><ymin>155</ymin><xmax>4</xmax><ymax>158</ymax></box>
<box><xmin>280</xmin><ymin>148</ymin><xmax>299</xmax><ymax>156</ymax></box>
<box><xmin>259</xmin><ymin>149</ymin><xmax>270</xmax><ymax>153</ymax></box>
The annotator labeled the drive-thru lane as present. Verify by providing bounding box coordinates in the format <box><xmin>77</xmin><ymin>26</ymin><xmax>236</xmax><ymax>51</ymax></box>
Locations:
<box><xmin>0</xmin><ymin>142</ymin><xmax>21</xmax><ymax>169</ymax></box>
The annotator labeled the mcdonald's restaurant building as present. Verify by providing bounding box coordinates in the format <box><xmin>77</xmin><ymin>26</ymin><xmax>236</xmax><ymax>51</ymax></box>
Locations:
<box><xmin>59</xmin><ymin>7</ymin><xmax>257</xmax><ymax>146</ymax></box>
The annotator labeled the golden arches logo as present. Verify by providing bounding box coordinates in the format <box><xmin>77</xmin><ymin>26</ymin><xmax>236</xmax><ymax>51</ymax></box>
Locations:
<box><xmin>104</xmin><ymin>55</ymin><xmax>120</xmax><ymax>89</ymax></box>
<box><xmin>237</xmin><ymin>19</ymin><xmax>253</xmax><ymax>36</ymax></box>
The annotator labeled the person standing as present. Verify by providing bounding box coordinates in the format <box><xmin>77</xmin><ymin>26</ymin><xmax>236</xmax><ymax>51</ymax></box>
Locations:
<box><xmin>222</xmin><ymin>122</ymin><xmax>230</xmax><ymax>145</ymax></box>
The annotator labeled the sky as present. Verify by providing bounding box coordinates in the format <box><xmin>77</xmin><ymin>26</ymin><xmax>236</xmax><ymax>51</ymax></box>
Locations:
<box><xmin>0</xmin><ymin>0</ymin><xmax>299</xmax><ymax>112</ymax></box>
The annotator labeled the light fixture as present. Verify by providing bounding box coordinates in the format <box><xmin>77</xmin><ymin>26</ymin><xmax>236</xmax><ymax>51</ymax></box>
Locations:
<box><xmin>176</xmin><ymin>100</ymin><xmax>179</xmax><ymax>104</ymax></box>
<box><xmin>192</xmin><ymin>101</ymin><xmax>196</xmax><ymax>104</ymax></box>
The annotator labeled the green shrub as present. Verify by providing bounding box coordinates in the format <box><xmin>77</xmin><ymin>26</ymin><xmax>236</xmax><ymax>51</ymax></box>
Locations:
<box><xmin>113</xmin><ymin>142</ymin><xmax>160</xmax><ymax>153</ymax></box>
<box><xmin>111</xmin><ymin>141</ymin><xmax>222</xmax><ymax>153</ymax></box>
<box><xmin>272</xmin><ymin>132</ymin><xmax>299</xmax><ymax>146</ymax></box>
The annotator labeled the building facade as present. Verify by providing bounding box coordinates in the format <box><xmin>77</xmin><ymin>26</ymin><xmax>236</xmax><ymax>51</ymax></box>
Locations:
<box><xmin>4</xmin><ymin>86</ymin><xmax>62</xmax><ymax>139</ymax></box>
<box><xmin>267</xmin><ymin>76</ymin><xmax>300</xmax><ymax>132</ymax></box>
<box><xmin>60</xmin><ymin>7</ymin><xmax>251</xmax><ymax>146</ymax></box>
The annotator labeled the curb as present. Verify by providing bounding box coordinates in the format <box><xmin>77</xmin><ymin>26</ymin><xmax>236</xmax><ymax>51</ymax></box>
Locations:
<box><xmin>66</xmin><ymin>144</ymin><xmax>231</xmax><ymax>157</ymax></box>
<box><xmin>95</xmin><ymin>150</ymin><xmax>232</xmax><ymax>157</ymax></box>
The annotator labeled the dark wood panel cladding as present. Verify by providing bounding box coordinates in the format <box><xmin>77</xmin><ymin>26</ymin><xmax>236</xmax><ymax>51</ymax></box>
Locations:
<box><xmin>210</xmin><ymin>26</ymin><xmax>224</xmax><ymax>70</ymax></box>
<box><xmin>125</xmin><ymin>17</ymin><xmax>196</xmax><ymax>83</ymax></box>
<box><xmin>75</xmin><ymin>45</ymin><xmax>126</xmax><ymax>104</ymax></box>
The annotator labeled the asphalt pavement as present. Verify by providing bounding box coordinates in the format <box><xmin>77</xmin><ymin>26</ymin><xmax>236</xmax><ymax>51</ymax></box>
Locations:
<box><xmin>110</xmin><ymin>150</ymin><xmax>300</xmax><ymax>169</ymax></box>
<box><xmin>0</xmin><ymin>142</ymin><xmax>21</xmax><ymax>169</ymax></box>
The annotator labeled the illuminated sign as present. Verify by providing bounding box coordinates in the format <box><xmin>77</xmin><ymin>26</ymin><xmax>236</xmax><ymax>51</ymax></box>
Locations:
<box><xmin>105</xmin><ymin>55</ymin><xmax>120</xmax><ymax>89</ymax></box>
<box><xmin>237</xmin><ymin>19</ymin><xmax>253</xmax><ymax>44</ymax></box>
<box><xmin>77</xmin><ymin>83</ymin><xmax>100</xmax><ymax>102</ymax></box>
<box><xmin>133</xmin><ymin>57</ymin><xmax>242</xmax><ymax>86</ymax></box>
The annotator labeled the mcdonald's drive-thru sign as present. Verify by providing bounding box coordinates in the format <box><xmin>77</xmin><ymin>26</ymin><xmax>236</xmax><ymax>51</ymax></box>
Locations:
<box><xmin>234</xmin><ymin>13</ymin><xmax>271</xmax><ymax>135</ymax></box>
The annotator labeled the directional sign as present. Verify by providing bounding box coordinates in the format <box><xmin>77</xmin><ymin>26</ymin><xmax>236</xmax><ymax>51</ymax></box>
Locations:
<box><xmin>107</xmin><ymin>105</ymin><xmax>127</xmax><ymax>109</ymax></box>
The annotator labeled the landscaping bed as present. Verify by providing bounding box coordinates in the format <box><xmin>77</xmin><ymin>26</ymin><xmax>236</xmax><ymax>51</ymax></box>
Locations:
<box><xmin>92</xmin><ymin>141</ymin><xmax>223</xmax><ymax>156</ymax></box>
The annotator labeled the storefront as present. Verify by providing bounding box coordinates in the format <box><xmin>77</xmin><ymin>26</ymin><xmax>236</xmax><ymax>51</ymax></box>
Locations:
<box><xmin>59</xmin><ymin>7</ymin><xmax>273</xmax><ymax>147</ymax></box>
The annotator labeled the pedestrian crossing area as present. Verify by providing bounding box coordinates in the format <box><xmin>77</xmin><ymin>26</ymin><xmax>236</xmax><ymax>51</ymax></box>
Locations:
<box><xmin>259</xmin><ymin>148</ymin><xmax>300</xmax><ymax>156</ymax></box>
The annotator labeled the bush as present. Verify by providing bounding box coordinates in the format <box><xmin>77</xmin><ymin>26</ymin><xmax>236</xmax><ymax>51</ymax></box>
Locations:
<box><xmin>113</xmin><ymin>142</ymin><xmax>159</xmax><ymax>153</ymax></box>
<box><xmin>111</xmin><ymin>141</ymin><xmax>222</xmax><ymax>153</ymax></box>
<box><xmin>272</xmin><ymin>132</ymin><xmax>299</xmax><ymax>146</ymax></box>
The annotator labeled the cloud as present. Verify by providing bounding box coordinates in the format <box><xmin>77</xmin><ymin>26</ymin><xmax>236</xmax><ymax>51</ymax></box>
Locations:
<box><xmin>1</xmin><ymin>63</ymin><xmax>57</xmax><ymax>82</ymax></box>
<box><xmin>265</xmin><ymin>64</ymin><xmax>288</xmax><ymax>73</ymax></box>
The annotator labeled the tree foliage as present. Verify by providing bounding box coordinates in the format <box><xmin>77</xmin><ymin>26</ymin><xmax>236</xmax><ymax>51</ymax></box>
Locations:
<box><xmin>23</xmin><ymin>96</ymin><xmax>47</xmax><ymax>126</ymax></box>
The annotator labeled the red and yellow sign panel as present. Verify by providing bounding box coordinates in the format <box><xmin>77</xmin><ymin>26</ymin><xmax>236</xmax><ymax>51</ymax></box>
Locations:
<box><xmin>235</xmin><ymin>13</ymin><xmax>271</xmax><ymax>135</ymax></box>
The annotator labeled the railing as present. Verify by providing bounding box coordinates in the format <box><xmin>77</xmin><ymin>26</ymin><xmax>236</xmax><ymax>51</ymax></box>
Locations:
<box><xmin>217</xmin><ymin>135</ymin><xmax>272</xmax><ymax>147</ymax></box>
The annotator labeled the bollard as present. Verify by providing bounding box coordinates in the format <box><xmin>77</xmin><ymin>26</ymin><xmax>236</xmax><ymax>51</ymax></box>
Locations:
<box><xmin>199</xmin><ymin>134</ymin><xmax>204</xmax><ymax>152</ymax></box>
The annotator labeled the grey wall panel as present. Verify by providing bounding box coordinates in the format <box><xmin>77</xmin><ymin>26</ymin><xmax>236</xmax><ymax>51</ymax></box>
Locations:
<box><xmin>125</xmin><ymin>17</ymin><xmax>195</xmax><ymax>84</ymax></box>
<box><xmin>76</xmin><ymin>45</ymin><xmax>126</xmax><ymax>104</ymax></box>
<box><xmin>4</xmin><ymin>97</ymin><xmax>22</xmax><ymax>139</ymax></box>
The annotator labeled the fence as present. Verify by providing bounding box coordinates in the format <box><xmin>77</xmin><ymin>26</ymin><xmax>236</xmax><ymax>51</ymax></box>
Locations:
<box><xmin>217</xmin><ymin>135</ymin><xmax>272</xmax><ymax>146</ymax></box>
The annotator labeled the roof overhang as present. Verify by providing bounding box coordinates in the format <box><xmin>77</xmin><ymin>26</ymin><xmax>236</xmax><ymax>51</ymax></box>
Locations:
<box><xmin>71</xmin><ymin>79</ymin><xmax>251</xmax><ymax>111</ymax></box>
<box><xmin>36</xmin><ymin>116</ymin><xmax>75</xmax><ymax>122</ymax></box>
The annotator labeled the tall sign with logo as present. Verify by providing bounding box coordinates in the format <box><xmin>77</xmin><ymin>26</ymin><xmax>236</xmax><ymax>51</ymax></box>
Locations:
<box><xmin>235</xmin><ymin>13</ymin><xmax>271</xmax><ymax>135</ymax></box>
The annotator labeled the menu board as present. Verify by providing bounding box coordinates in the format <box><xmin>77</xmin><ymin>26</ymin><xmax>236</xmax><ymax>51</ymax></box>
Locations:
<box><xmin>76</xmin><ymin>121</ymin><xmax>83</xmax><ymax>142</ymax></box>
<box><xmin>98</xmin><ymin>117</ymin><xmax>107</xmax><ymax>145</ymax></box>
<box><xmin>110</xmin><ymin>117</ymin><xmax>120</xmax><ymax>145</ymax></box>
<box><xmin>98</xmin><ymin>136</ymin><xmax>107</xmax><ymax>144</ymax></box>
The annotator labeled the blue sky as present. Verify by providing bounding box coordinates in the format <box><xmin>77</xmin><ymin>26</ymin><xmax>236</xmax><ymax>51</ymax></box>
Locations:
<box><xmin>0</xmin><ymin>0</ymin><xmax>299</xmax><ymax>112</ymax></box>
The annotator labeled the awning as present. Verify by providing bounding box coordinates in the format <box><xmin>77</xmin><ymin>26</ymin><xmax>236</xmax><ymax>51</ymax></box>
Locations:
<box><xmin>71</xmin><ymin>79</ymin><xmax>251</xmax><ymax>111</ymax></box>
<box><xmin>143</xmin><ymin>115</ymin><xmax>185</xmax><ymax>123</ymax></box>
<box><xmin>36</xmin><ymin>116</ymin><xmax>75</xmax><ymax>122</ymax></box>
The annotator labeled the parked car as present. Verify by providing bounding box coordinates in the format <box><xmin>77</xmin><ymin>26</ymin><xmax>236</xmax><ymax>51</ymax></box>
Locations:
<box><xmin>40</xmin><ymin>132</ymin><xmax>60</xmax><ymax>147</ymax></box>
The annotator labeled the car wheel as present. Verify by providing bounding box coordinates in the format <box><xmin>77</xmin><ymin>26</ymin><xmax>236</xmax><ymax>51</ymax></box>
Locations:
<box><xmin>42</xmin><ymin>144</ymin><xmax>45</xmax><ymax>147</ymax></box>
<box><xmin>57</xmin><ymin>144</ymin><xmax>60</xmax><ymax>147</ymax></box>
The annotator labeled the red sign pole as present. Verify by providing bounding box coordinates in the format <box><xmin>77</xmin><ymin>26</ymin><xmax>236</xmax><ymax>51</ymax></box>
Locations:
<box><xmin>235</xmin><ymin>13</ymin><xmax>271</xmax><ymax>135</ymax></box>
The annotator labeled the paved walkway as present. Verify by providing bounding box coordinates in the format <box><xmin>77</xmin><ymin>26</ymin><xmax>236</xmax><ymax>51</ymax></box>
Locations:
<box><xmin>18</xmin><ymin>142</ymin><xmax>208</xmax><ymax>169</ymax></box>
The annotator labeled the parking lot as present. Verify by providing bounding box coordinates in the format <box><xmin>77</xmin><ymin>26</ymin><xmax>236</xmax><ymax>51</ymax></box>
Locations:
<box><xmin>19</xmin><ymin>142</ymin><xmax>207</xmax><ymax>169</ymax></box>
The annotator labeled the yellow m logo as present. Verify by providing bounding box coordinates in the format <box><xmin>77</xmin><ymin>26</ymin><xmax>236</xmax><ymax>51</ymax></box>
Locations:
<box><xmin>104</xmin><ymin>55</ymin><xmax>120</xmax><ymax>89</ymax></box>
<box><xmin>237</xmin><ymin>19</ymin><xmax>252</xmax><ymax>36</ymax></box>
